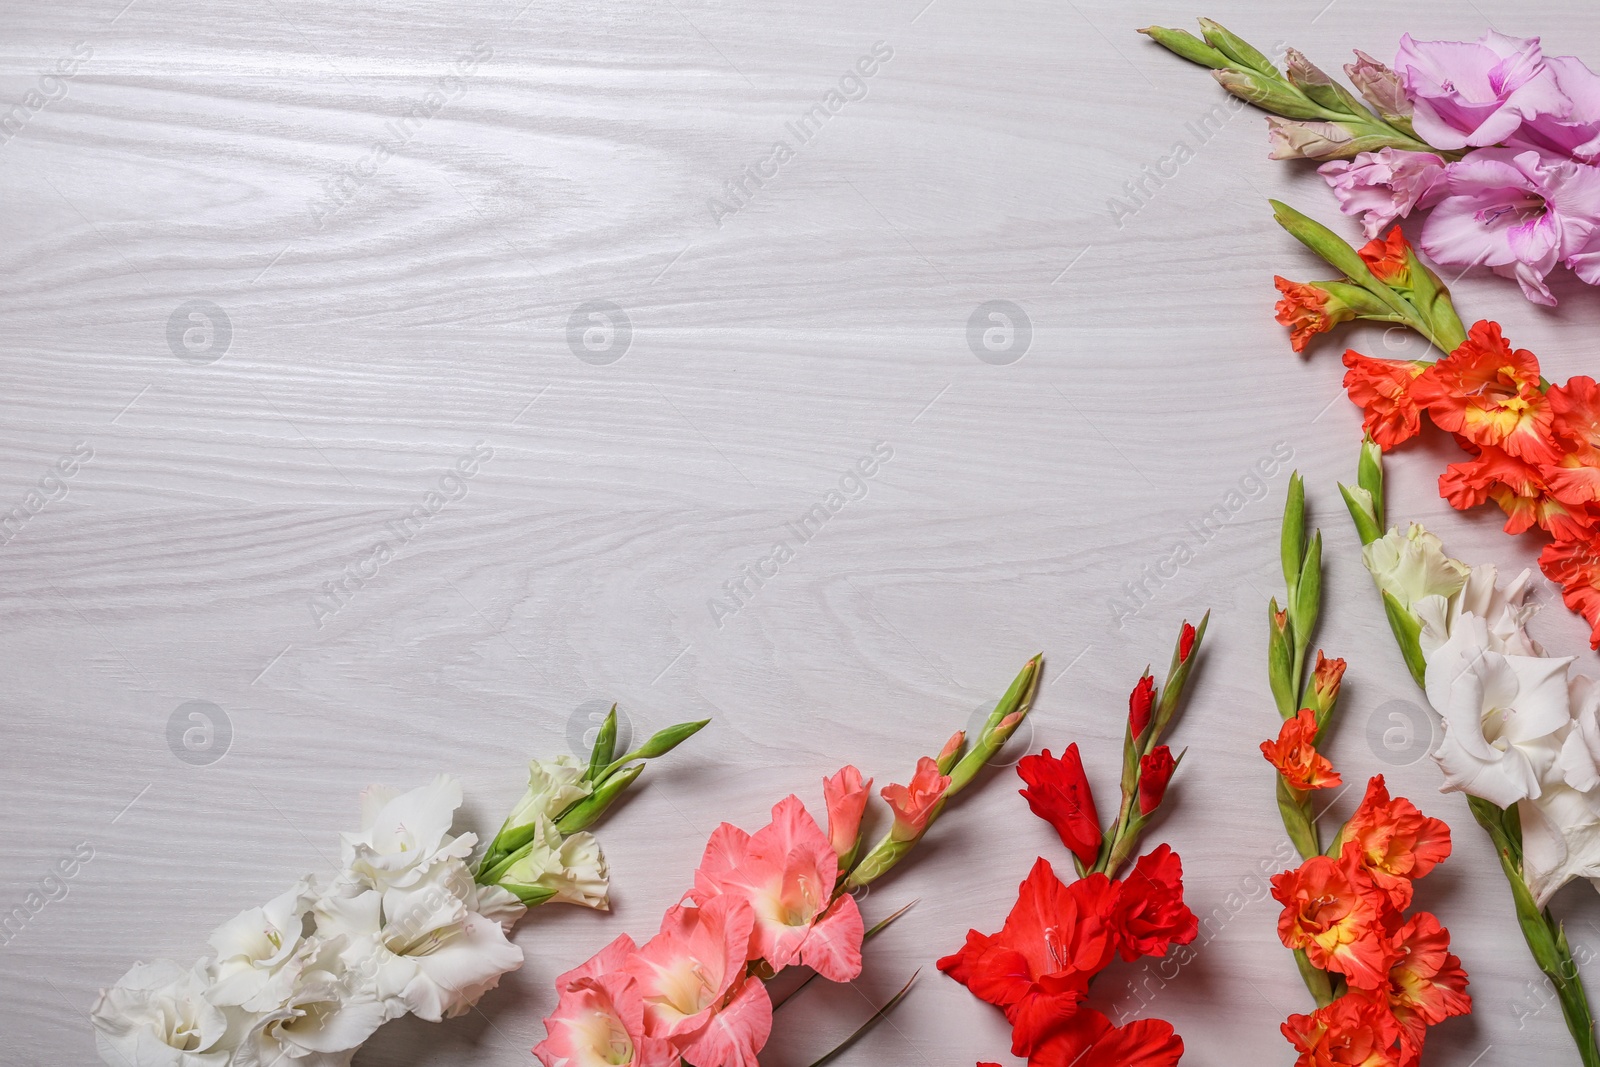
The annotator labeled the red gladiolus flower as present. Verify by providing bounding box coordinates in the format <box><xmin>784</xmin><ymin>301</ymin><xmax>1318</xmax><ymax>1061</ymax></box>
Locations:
<box><xmin>937</xmin><ymin>858</ymin><xmax>1120</xmax><ymax>1055</ymax></box>
<box><xmin>1272</xmin><ymin>854</ymin><xmax>1394</xmax><ymax>990</ymax></box>
<box><xmin>1281</xmin><ymin>990</ymin><xmax>1402</xmax><ymax>1067</ymax></box>
<box><xmin>1261</xmin><ymin>709</ymin><xmax>1343</xmax><ymax>791</ymax></box>
<box><xmin>1439</xmin><ymin>444</ymin><xmax>1594</xmax><ymax>540</ymax></box>
<box><xmin>1545</xmin><ymin>375</ymin><xmax>1600</xmax><ymax>506</ymax></box>
<box><xmin>1106</xmin><ymin>843</ymin><xmax>1198</xmax><ymax>961</ymax></box>
<box><xmin>1027</xmin><ymin>1008</ymin><xmax>1184</xmax><ymax>1067</ymax></box>
<box><xmin>1541</xmin><ymin>534</ymin><xmax>1600</xmax><ymax>649</ymax></box>
<box><xmin>1340</xmin><ymin>776</ymin><xmax>1452</xmax><ymax>910</ymax></box>
<box><xmin>1017</xmin><ymin>745</ymin><xmax>1102</xmax><ymax>868</ymax></box>
<box><xmin>1178</xmin><ymin>621</ymin><xmax>1197</xmax><ymax>662</ymax></box>
<box><xmin>1410</xmin><ymin>321</ymin><xmax>1561</xmax><ymax>463</ymax></box>
<box><xmin>1128</xmin><ymin>674</ymin><xmax>1156</xmax><ymax>738</ymax></box>
<box><xmin>1383</xmin><ymin>912</ymin><xmax>1470</xmax><ymax>1062</ymax></box>
<box><xmin>1357</xmin><ymin>227</ymin><xmax>1412</xmax><ymax>286</ymax></box>
<box><xmin>1276</xmin><ymin>277</ymin><xmax>1345</xmax><ymax>353</ymax></box>
<box><xmin>1137</xmin><ymin>747</ymin><xmax>1176</xmax><ymax>816</ymax></box>
<box><xmin>1342</xmin><ymin>351</ymin><xmax>1428</xmax><ymax>451</ymax></box>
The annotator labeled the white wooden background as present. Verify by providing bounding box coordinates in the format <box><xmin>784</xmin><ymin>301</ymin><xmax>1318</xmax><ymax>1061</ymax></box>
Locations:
<box><xmin>5</xmin><ymin>1</ymin><xmax>1600</xmax><ymax>1064</ymax></box>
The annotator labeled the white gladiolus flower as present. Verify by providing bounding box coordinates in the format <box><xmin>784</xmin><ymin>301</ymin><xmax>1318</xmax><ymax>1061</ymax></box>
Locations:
<box><xmin>339</xmin><ymin>775</ymin><xmax>476</xmax><ymax>892</ymax></box>
<box><xmin>231</xmin><ymin>939</ymin><xmax>390</xmax><ymax>1067</ymax></box>
<box><xmin>1362</xmin><ymin>523</ymin><xmax>1471</xmax><ymax>611</ymax></box>
<box><xmin>1520</xmin><ymin>786</ymin><xmax>1600</xmax><ymax>908</ymax></box>
<box><xmin>314</xmin><ymin>861</ymin><xmax>523</xmax><ymax>1022</ymax></box>
<box><xmin>1423</xmin><ymin>615</ymin><xmax>1575</xmax><ymax>808</ymax></box>
<box><xmin>503</xmin><ymin>756</ymin><xmax>591</xmax><ymax>830</ymax></box>
<box><xmin>90</xmin><ymin>960</ymin><xmax>239</xmax><ymax>1067</ymax></box>
<box><xmin>1415</xmin><ymin>563</ymin><xmax>1542</xmax><ymax>659</ymax></box>
<box><xmin>496</xmin><ymin>817</ymin><xmax>610</xmax><ymax>910</ymax></box>
<box><xmin>208</xmin><ymin>878</ymin><xmax>315</xmax><ymax>1011</ymax></box>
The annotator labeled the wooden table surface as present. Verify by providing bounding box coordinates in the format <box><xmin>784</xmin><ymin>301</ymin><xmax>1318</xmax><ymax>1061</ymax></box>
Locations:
<box><xmin>5</xmin><ymin>1</ymin><xmax>1600</xmax><ymax>1063</ymax></box>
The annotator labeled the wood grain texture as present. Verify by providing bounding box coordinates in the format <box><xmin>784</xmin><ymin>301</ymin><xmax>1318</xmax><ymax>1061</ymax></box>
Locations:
<box><xmin>5</xmin><ymin>1</ymin><xmax>1600</xmax><ymax>1064</ymax></box>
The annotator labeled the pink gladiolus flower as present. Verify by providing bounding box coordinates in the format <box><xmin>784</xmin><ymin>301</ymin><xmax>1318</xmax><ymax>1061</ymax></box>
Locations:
<box><xmin>535</xmin><ymin>934</ymin><xmax>677</xmax><ymax>1067</ymax></box>
<box><xmin>1421</xmin><ymin>148</ymin><xmax>1600</xmax><ymax>305</ymax></box>
<box><xmin>1394</xmin><ymin>31</ymin><xmax>1568</xmax><ymax>150</ymax></box>
<box><xmin>1319</xmin><ymin>148</ymin><xmax>1448</xmax><ymax>238</ymax></box>
<box><xmin>690</xmin><ymin>796</ymin><xmax>865</xmax><ymax>981</ymax></box>
<box><xmin>626</xmin><ymin>895</ymin><xmax>772</xmax><ymax>1067</ymax></box>
<box><xmin>821</xmin><ymin>765</ymin><xmax>871</xmax><ymax>858</ymax></box>
<box><xmin>881</xmin><ymin>756</ymin><xmax>951</xmax><ymax>843</ymax></box>
<box><xmin>1511</xmin><ymin>54</ymin><xmax>1600</xmax><ymax>163</ymax></box>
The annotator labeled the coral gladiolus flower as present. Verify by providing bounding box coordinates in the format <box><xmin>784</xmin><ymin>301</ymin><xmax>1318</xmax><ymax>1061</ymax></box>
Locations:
<box><xmin>1026</xmin><ymin>1008</ymin><xmax>1184</xmax><ymax>1067</ymax></box>
<box><xmin>1107</xmin><ymin>844</ymin><xmax>1198</xmax><ymax>961</ymax></box>
<box><xmin>1411</xmin><ymin>321</ymin><xmax>1561</xmax><ymax>463</ymax></box>
<box><xmin>1281</xmin><ymin>991</ymin><xmax>1402</xmax><ymax>1067</ymax></box>
<box><xmin>880</xmin><ymin>757</ymin><xmax>950</xmax><ymax>843</ymax></box>
<box><xmin>1272</xmin><ymin>855</ymin><xmax>1394</xmax><ymax>989</ymax></box>
<box><xmin>1128</xmin><ymin>674</ymin><xmax>1156</xmax><ymax>738</ymax></box>
<box><xmin>1017</xmin><ymin>745</ymin><xmax>1103</xmax><ymax>867</ymax></box>
<box><xmin>1546</xmin><ymin>375</ymin><xmax>1600</xmax><ymax>505</ymax></box>
<box><xmin>1383</xmin><ymin>912</ymin><xmax>1470</xmax><ymax>1061</ymax></box>
<box><xmin>535</xmin><ymin>934</ymin><xmax>677</xmax><ymax>1067</ymax></box>
<box><xmin>625</xmin><ymin>895</ymin><xmax>772</xmax><ymax>1067</ymax></box>
<box><xmin>1276</xmin><ymin>277</ymin><xmax>1347</xmax><ymax>353</ymax></box>
<box><xmin>1340</xmin><ymin>776</ymin><xmax>1452</xmax><ymax>909</ymax></box>
<box><xmin>1312</xmin><ymin>653</ymin><xmax>1347</xmax><ymax>707</ymax></box>
<box><xmin>1541</xmin><ymin>534</ymin><xmax>1600</xmax><ymax>649</ymax></box>
<box><xmin>690</xmin><ymin>796</ymin><xmax>864</xmax><ymax>982</ymax></box>
<box><xmin>1342</xmin><ymin>351</ymin><xmax>1429</xmax><ymax>450</ymax></box>
<box><xmin>1357</xmin><ymin>227</ymin><xmax>1413</xmax><ymax>286</ymax></box>
<box><xmin>1137</xmin><ymin>747</ymin><xmax>1176</xmax><ymax>816</ymax></box>
<box><xmin>936</xmin><ymin>858</ymin><xmax>1120</xmax><ymax>1055</ymax></box>
<box><xmin>1439</xmin><ymin>445</ymin><xmax>1594</xmax><ymax>539</ymax></box>
<box><xmin>1261</xmin><ymin>709</ymin><xmax>1343</xmax><ymax>791</ymax></box>
<box><xmin>821</xmin><ymin>766</ymin><xmax>871</xmax><ymax>859</ymax></box>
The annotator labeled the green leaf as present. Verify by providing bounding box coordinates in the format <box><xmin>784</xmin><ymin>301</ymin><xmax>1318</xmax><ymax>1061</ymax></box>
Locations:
<box><xmin>1338</xmin><ymin>482</ymin><xmax>1382</xmax><ymax>547</ymax></box>
<box><xmin>1282</xmin><ymin>471</ymin><xmax>1305</xmax><ymax>600</ymax></box>
<box><xmin>1292</xmin><ymin>529</ymin><xmax>1323</xmax><ymax>649</ymax></box>
<box><xmin>1380</xmin><ymin>590</ymin><xmax>1427</xmax><ymax>688</ymax></box>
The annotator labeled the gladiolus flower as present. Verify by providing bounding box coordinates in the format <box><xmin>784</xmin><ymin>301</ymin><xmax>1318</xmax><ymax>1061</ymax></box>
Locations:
<box><xmin>1356</xmin><ymin>227</ymin><xmax>1413</xmax><ymax>286</ymax></box>
<box><xmin>880</xmin><ymin>757</ymin><xmax>950</xmax><ymax>843</ymax></box>
<box><xmin>1440</xmin><ymin>444</ymin><xmax>1594</xmax><ymax>540</ymax></box>
<box><xmin>1017</xmin><ymin>744</ymin><xmax>1102</xmax><ymax>868</ymax></box>
<box><xmin>1272</xmin><ymin>854</ymin><xmax>1394</xmax><ymax>989</ymax></box>
<box><xmin>1281</xmin><ymin>990</ymin><xmax>1402</xmax><ymax>1067</ymax></box>
<box><xmin>1025</xmin><ymin>1009</ymin><xmax>1184</xmax><ymax>1067</ymax></box>
<box><xmin>1340</xmin><ymin>776</ymin><xmax>1452</xmax><ymax>909</ymax></box>
<box><xmin>1311</xmin><ymin>653</ymin><xmax>1346</xmax><ymax>707</ymax></box>
<box><xmin>1342</xmin><ymin>351</ymin><xmax>1429</xmax><ymax>451</ymax></box>
<box><xmin>625</xmin><ymin>895</ymin><xmax>772</xmax><ymax>1067</ymax></box>
<box><xmin>1411</xmin><ymin>321</ymin><xmax>1561</xmax><ymax>463</ymax></box>
<box><xmin>691</xmin><ymin>796</ymin><xmax>864</xmax><ymax>981</ymax></box>
<box><xmin>1137</xmin><ymin>747</ymin><xmax>1176</xmax><ymax>816</ymax></box>
<box><xmin>821</xmin><ymin>766</ymin><xmax>871</xmax><ymax>859</ymax></box>
<box><xmin>1178</xmin><ymin>621</ymin><xmax>1197</xmax><ymax>662</ymax></box>
<box><xmin>1275</xmin><ymin>277</ymin><xmax>1358</xmax><ymax>353</ymax></box>
<box><xmin>1382</xmin><ymin>912</ymin><xmax>1470</xmax><ymax>1060</ymax></box>
<box><xmin>937</xmin><ymin>858</ymin><xmax>1120</xmax><ymax>1055</ymax></box>
<box><xmin>1319</xmin><ymin>150</ymin><xmax>1446</xmax><ymax>239</ymax></box>
<box><xmin>1128</xmin><ymin>674</ymin><xmax>1156</xmax><ymax>738</ymax></box>
<box><xmin>1107</xmin><ymin>844</ymin><xmax>1198</xmax><ymax>961</ymax></box>
<box><xmin>535</xmin><ymin>934</ymin><xmax>677</xmax><ymax>1067</ymax></box>
<box><xmin>1541</xmin><ymin>534</ymin><xmax>1600</xmax><ymax>649</ymax></box>
<box><xmin>1261</xmin><ymin>709</ymin><xmax>1343</xmax><ymax>791</ymax></box>
<box><xmin>1394</xmin><ymin>31</ymin><xmax>1565</xmax><ymax>150</ymax></box>
<box><xmin>1545</xmin><ymin>375</ymin><xmax>1600</xmax><ymax>506</ymax></box>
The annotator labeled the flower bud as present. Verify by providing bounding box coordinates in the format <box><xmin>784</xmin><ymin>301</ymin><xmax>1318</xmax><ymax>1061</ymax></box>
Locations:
<box><xmin>1268</xmin><ymin>599</ymin><xmax>1296</xmax><ymax>718</ymax></box>
<box><xmin>1214</xmin><ymin>70</ymin><xmax>1325</xmax><ymax>121</ymax></box>
<box><xmin>881</xmin><ymin>757</ymin><xmax>950</xmax><ymax>844</ymax></box>
<box><xmin>1178</xmin><ymin>622</ymin><xmax>1197</xmax><ymax>663</ymax></box>
<box><xmin>1137</xmin><ymin>25</ymin><xmax>1231</xmax><ymax>69</ymax></box>
<box><xmin>1128</xmin><ymin>674</ymin><xmax>1156</xmax><ymax>738</ymax></box>
<box><xmin>493</xmin><ymin>818</ymin><xmax>610</xmax><ymax>910</ymax></box>
<box><xmin>1345</xmin><ymin>49</ymin><xmax>1411</xmax><ymax>123</ymax></box>
<box><xmin>1266</xmin><ymin>117</ymin><xmax>1356</xmax><ymax>160</ymax></box>
<box><xmin>1137</xmin><ymin>746</ymin><xmax>1177</xmax><ymax>815</ymax></box>
<box><xmin>1307</xmin><ymin>652</ymin><xmax>1347</xmax><ymax>724</ymax></box>
<box><xmin>936</xmin><ymin>730</ymin><xmax>966</xmax><ymax>775</ymax></box>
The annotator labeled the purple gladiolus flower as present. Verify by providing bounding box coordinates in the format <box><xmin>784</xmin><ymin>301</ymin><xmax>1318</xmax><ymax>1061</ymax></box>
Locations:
<box><xmin>1395</xmin><ymin>31</ymin><xmax>1567</xmax><ymax>150</ymax></box>
<box><xmin>1319</xmin><ymin>149</ymin><xmax>1448</xmax><ymax>238</ymax></box>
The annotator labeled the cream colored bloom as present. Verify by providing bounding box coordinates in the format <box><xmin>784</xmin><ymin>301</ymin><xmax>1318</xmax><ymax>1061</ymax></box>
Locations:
<box><xmin>1362</xmin><ymin>523</ymin><xmax>1471</xmax><ymax>611</ymax></box>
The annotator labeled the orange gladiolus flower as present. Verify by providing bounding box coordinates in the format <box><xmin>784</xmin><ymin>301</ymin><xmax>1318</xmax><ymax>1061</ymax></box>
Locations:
<box><xmin>1272</xmin><ymin>854</ymin><xmax>1394</xmax><ymax>990</ymax></box>
<box><xmin>1546</xmin><ymin>375</ymin><xmax>1600</xmax><ymax>506</ymax></box>
<box><xmin>1343</xmin><ymin>351</ymin><xmax>1429</xmax><ymax>451</ymax></box>
<box><xmin>1281</xmin><ymin>991</ymin><xmax>1402</xmax><ymax>1067</ymax></box>
<box><xmin>1439</xmin><ymin>445</ymin><xmax>1595</xmax><ymax>540</ymax></box>
<box><xmin>1383</xmin><ymin>912</ymin><xmax>1470</xmax><ymax>1063</ymax></box>
<box><xmin>1541</xmin><ymin>534</ymin><xmax>1600</xmax><ymax>650</ymax></box>
<box><xmin>1261</xmin><ymin>709</ymin><xmax>1343</xmax><ymax>791</ymax></box>
<box><xmin>1340</xmin><ymin>776</ymin><xmax>1452</xmax><ymax>909</ymax></box>
<box><xmin>1357</xmin><ymin>227</ymin><xmax>1411</xmax><ymax>287</ymax></box>
<box><xmin>1275</xmin><ymin>278</ymin><xmax>1354</xmax><ymax>353</ymax></box>
<box><xmin>1410</xmin><ymin>320</ymin><xmax>1560</xmax><ymax>463</ymax></box>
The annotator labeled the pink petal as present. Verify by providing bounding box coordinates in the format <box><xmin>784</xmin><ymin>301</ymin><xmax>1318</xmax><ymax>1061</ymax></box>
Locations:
<box><xmin>678</xmin><ymin>976</ymin><xmax>772</xmax><ymax>1067</ymax></box>
<box><xmin>798</xmin><ymin>892</ymin><xmax>865</xmax><ymax>983</ymax></box>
